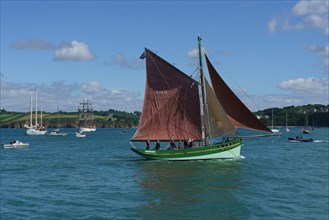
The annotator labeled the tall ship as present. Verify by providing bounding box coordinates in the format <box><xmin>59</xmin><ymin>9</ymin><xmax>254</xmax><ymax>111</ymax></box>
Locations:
<box><xmin>24</xmin><ymin>91</ymin><xmax>47</xmax><ymax>135</ymax></box>
<box><xmin>77</xmin><ymin>98</ymin><xmax>96</xmax><ymax>133</ymax></box>
<box><xmin>130</xmin><ymin>36</ymin><xmax>272</xmax><ymax>161</ymax></box>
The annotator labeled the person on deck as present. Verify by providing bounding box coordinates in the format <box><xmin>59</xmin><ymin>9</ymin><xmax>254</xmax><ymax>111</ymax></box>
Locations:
<box><xmin>183</xmin><ymin>140</ymin><xmax>188</xmax><ymax>149</ymax></box>
<box><xmin>177</xmin><ymin>141</ymin><xmax>182</xmax><ymax>149</ymax></box>
<box><xmin>169</xmin><ymin>139</ymin><xmax>176</xmax><ymax>150</ymax></box>
<box><xmin>155</xmin><ymin>141</ymin><xmax>161</xmax><ymax>150</ymax></box>
<box><xmin>188</xmin><ymin>138</ymin><xmax>193</xmax><ymax>148</ymax></box>
<box><xmin>145</xmin><ymin>140</ymin><xmax>151</xmax><ymax>150</ymax></box>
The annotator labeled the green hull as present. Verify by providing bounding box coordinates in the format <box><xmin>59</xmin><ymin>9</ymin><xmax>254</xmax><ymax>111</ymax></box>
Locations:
<box><xmin>130</xmin><ymin>139</ymin><xmax>242</xmax><ymax>161</ymax></box>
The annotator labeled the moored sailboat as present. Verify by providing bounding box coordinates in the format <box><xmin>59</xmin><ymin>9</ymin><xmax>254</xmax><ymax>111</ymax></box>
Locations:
<box><xmin>46</xmin><ymin>106</ymin><xmax>67</xmax><ymax>136</ymax></box>
<box><xmin>24</xmin><ymin>91</ymin><xmax>47</xmax><ymax>135</ymax></box>
<box><xmin>302</xmin><ymin>113</ymin><xmax>311</xmax><ymax>134</ymax></box>
<box><xmin>130</xmin><ymin>36</ymin><xmax>271</xmax><ymax>161</ymax></box>
<box><xmin>285</xmin><ymin>112</ymin><xmax>290</xmax><ymax>132</ymax></box>
<box><xmin>270</xmin><ymin>109</ymin><xmax>280</xmax><ymax>133</ymax></box>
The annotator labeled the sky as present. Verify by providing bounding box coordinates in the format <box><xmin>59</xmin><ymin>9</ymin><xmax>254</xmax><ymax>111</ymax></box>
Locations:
<box><xmin>1</xmin><ymin>0</ymin><xmax>328</xmax><ymax>113</ymax></box>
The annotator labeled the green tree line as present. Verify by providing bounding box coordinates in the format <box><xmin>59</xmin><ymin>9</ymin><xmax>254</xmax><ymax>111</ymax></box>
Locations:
<box><xmin>255</xmin><ymin>104</ymin><xmax>329</xmax><ymax>127</ymax></box>
<box><xmin>0</xmin><ymin>104</ymin><xmax>328</xmax><ymax>128</ymax></box>
<box><xmin>0</xmin><ymin>109</ymin><xmax>141</xmax><ymax>128</ymax></box>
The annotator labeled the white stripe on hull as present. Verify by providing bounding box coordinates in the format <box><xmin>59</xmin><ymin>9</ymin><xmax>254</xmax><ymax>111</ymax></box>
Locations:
<box><xmin>145</xmin><ymin>145</ymin><xmax>241</xmax><ymax>161</ymax></box>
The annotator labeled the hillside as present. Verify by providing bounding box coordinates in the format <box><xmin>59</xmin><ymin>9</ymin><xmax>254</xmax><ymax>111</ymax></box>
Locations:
<box><xmin>0</xmin><ymin>109</ymin><xmax>140</xmax><ymax>128</ymax></box>
<box><xmin>255</xmin><ymin>104</ymin><xmax>329</xmax><ymax>127</ymax></box>
<box><xmin>0</xmin><ymin>104</ymin><xmax>328</xmax><ymax>128</ymax></box>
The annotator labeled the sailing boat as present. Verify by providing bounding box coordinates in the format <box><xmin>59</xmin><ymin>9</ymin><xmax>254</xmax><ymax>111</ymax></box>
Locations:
<box><xmin>77</xmin><ymin>99</ymin><xmax>96</xmax><ymax>133</ymax></box>
<box><xmin>302</xmin><ymin>113</ymin><xmax>311</xmax><ymax>134</ymax></box>
<box><xmin>46</xmin><ymin>106</ymin><xmax>67</xmax><ymax>136</ymax></box>
<box><xmin>25</xmin><ymin>91</ymin><xmax>47</xmax><ymax>135</ymax></box>
<box><xmin>285</xmin><ymin>112</ymin><xmax>290</xmax><ymax>132</ymax></box>
<box><xmin>270</xmin><ymin>109</ymin><xmax>280</xmax><ymax>133</ymax></box>
<box><xmin>130</xmin><ymin>36</ymin><xmax>271</xmax><ymax>161</ymax></box>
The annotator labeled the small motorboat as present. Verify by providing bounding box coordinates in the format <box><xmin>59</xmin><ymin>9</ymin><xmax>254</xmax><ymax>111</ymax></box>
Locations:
<box><xmin>46</xmin><ymin>129</ymin><xmax>67</xmax><ymax>136</ymax></box>
<box><xmin>288</xmin><ymin>136</ymin><xmax>313</xmax><ymax>142</ymax></box>
<box><xmin>271</xmin><ymin>128</ymin><xmax>280</xmax><ymax>133</ymax></box>
<box><xmin>302</xmin><ymin>128</ymin><xmax>311</xmax><ymax>134</ymax></box>
<box><xmin>76</xmin><ymin>132</ymin><xmax>86</xmax><ymax>138</ymax></box>
<box><xmin>2</xmin><ymin>140</ymin><xmax>30</xmax><ymax>148</ymax></box>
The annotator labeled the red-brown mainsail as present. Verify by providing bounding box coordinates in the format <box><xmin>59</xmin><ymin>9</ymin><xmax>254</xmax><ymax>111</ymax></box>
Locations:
<box><xmin>205</xmin><ymin>54</ymin><xmax>271</xmax><ymax>132</ymax></box>
<box><xmin>132</xmin><ymin>49</ymin><xmax>202</xmax><ymax>141</ymax></box>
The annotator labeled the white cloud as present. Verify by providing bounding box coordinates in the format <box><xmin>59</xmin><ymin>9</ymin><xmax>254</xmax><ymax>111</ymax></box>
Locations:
<box><xmin>292</xmin><ymin>0</ymin><xmax>328</xmax><ymax>16</ymax></box>
<box><xmin>187</xmin><ymin>47</ymin><xmax>230</xmax><ymax>67</ymax></box>
<box><xmin>106</xmin><ymin>52</ymin><xmax>144</xmax><ymax>69</ymax></box>
<box><xmin>236</xmin><ymin>77</ymin><xmax>329</xmax><ymax>111</ymax></box>
<box><xmin>282</xmin><ymin>18</ymin><xmax>304</xmax><ymax>31</ymax></box>
<box><xmin>305</xmin><ymin>43</ymin><xmax>329</xmax><ymax>71</ymax></box>
<box><xmin>271</xmin><ymin>0</ymin><xmax>329</xmax><ymax>35</ymax></box>
<box><xmin>187</xmin><ymin>48</ymin><xmax>199</xmax><ymax>58</ymax></box>
<box><xmin>263</xmin><ymin>95</ymin><xmax>302</xmax><ymax>105</ymax></box>
<box><xmin>187</xmin><ymin>47</ymin><xmax>214</xmax><ymax>58</ymax></box>
<box><xmin>111</xmin><ymin>89</ymin><xmax>122</xmax><ymax>95</ymax></box>
<box><xmin>268</xmin><ymin>17</ymin><xmax>277</xmax><ymax>34</ymax></box>
<box><xmin>240</xmin><ymin>93</ymin><xmax>327</xmax><ymax>112</ymax></box>
<box><xmin>4</xmin><ymin>77</ymin><xmax>325</xmax><ymax>113</ymax></box>
<box><xmin>11</xmin><ymin>39</ymin><xmax>54</xmax><ymax>50</ymax></box>
<box><xmin>278</xmin><ymin>77</ymin><xmax>328</xmax><ymax>95</ymax></box>
<box><xmin>81</xmin><ymin>81</ymin><xmax>101</xmax><ymax>94</ymax></box>
<box><xmin>268</xmin><ymin>1</ymin><xmax>328</xmax><ymax>73</ymax></box>
<box><xmin>111</xmin><ymin>53</ymin><xmax>126</xmax><ymax>65</ymax></box>
<box><xmin>54</xmin><ymin>40</ymin><xmax>95</xmax><ymax>61</ymax></box>
<box><xmin>0</xmin><ymin>80</ymin><xmax>142</xmax><ymax>112</ymax></box>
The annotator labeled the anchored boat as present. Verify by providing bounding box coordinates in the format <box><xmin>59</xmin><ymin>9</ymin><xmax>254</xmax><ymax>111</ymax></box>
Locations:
<box><xmin>2</xmin><ymin>140</ymin><xmax>29</xmax><ymax>149</ymax></box>
<box><xmin>24</xmin><ymin>91</ymin><xmax>47</xmax><ymax>135</ymax></box>
<box><xmin>130</xmin><ymin>36</ymin><xmax>271</xmax><ymax>161</ymax></box>
<box><xmin>46</xmin><ymin>106</ymin><xmax>67</xmax><ymax>136</ymax></box>
<box><xmin>77</xmin><ymin>99</ymin><xmax>96</xmax><ymax>133</ymax></box>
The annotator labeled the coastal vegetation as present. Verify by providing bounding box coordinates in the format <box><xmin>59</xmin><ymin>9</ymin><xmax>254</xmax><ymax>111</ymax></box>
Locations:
<box><xmin>255</xmin><ymin>104</ymin><xmax>329</xmax><ymax>127</ymax></box>
<box><xmin>0</xmin><ymin>109</ymin><xmax>140</xmax><ymax>128</ymax></box>
<box><xmin>0</xmin><ymin>104</ymin><xmax>328</xmax><ymax>128</ymax></box>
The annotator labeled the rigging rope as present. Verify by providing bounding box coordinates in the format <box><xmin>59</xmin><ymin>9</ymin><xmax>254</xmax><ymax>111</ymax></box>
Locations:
<box><xmin>218</xmin><ymin>62</ymin><xmax>262</xmax><ymax>111</ymax></box>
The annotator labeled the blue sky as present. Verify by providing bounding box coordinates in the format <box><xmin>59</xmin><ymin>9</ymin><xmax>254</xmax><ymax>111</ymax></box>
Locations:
<box><xmin>1</xmin><ymin>0</ymin><xmax>328</xmax><ymax>112</ymax></box>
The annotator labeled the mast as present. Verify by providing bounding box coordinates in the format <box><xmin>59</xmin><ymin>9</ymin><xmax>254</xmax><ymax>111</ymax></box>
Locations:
<box><xmin>29</xmin><ymin>91</ymin><xmax>33</xmax><ymax>127</ymax></box>
<box><xmin>271</xmin><ymin>109</ymin><xmax>274</xmax><ymax>130</ymax></box>
<box><xmin>198</xmin><ymin>35</ymin><xmax>208</xmax><ymax>145</ymax></box>
<box><xmin>57</xmin><ymin>106</ymin><xmax>60</xmax><ymax>128</ymax></box>
<box><xmin>40</xmin><ymin>105</ymin><xmax>43</xmax><ymax>128</ymax></box>
<box><xmin>35</xmin><ymin>91</ymin><xmax>38</xmax><ymax>126</ymax></box>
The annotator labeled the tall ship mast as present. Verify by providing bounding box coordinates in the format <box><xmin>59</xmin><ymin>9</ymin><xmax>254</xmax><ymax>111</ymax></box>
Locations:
<box><xmin>78</xmin><ymin>98</ymin><xmax>96</xmax><ymax>133</ymax></box>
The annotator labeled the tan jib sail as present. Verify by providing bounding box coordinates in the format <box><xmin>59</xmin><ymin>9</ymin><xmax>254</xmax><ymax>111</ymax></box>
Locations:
<box><xmin>205</xmin><ymin>54</ymin><xmax>271</xmax><ymax>132</ymax></box>
<box><xmin>132</xmin><ymin>49</ymin><xmax>202</xmax><ymax>141</ymax></box>
<box><xmin>204</xmin><ymin>79</ymin><xmax>235</xmax><ymax>138</ymax></box>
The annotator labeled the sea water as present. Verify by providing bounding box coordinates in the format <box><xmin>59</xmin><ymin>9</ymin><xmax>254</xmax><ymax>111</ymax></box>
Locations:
<box><xmin>0</xmin><ymin>128</ymin><xmax>328</xmax><ymax>219</ymax></box>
